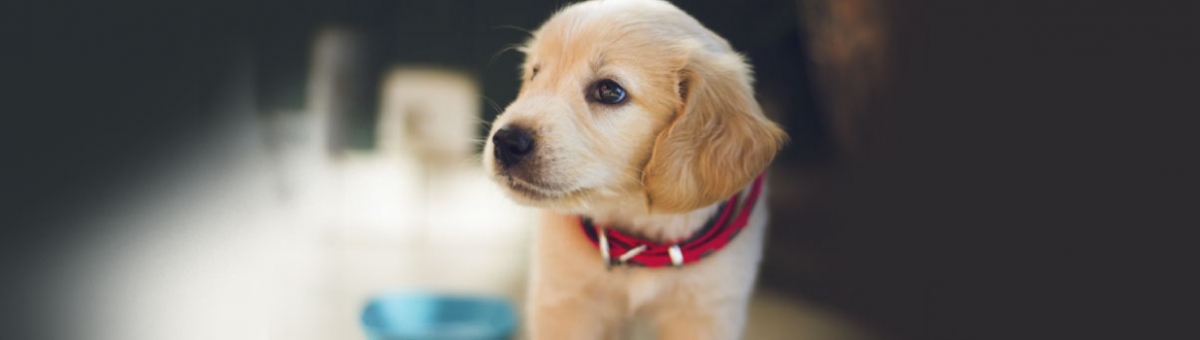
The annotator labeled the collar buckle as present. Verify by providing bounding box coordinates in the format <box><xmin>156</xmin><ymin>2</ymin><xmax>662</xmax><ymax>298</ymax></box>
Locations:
<box><xmin>599</xmin><ymin>227</ymin><xmax>651</xmax><ymax>270</ymax></box>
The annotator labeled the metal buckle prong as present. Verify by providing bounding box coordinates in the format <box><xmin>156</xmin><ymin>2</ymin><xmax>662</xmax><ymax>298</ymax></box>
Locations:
<box><xmin>598</xmin><ymin>227</ymin><xmax>612</xmax><ymax>270</ymax></box>
<box><xmin>617</xmin><ymin>244</ymin><xmax>647</xmax><ymax>265</ymax></box>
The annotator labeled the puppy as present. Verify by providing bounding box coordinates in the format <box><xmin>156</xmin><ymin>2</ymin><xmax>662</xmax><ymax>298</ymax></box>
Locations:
<box><xmin>483</xmin><ymin>0</ymin><xmax>787</xmax><ymax>338</ymax></box>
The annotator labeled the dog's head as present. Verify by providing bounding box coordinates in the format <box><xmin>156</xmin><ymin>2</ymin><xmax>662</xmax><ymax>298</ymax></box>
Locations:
<box><xmin>484</xmin><ymin>0</ymin><xmax>786</xmax><ymax>214</ymax></box>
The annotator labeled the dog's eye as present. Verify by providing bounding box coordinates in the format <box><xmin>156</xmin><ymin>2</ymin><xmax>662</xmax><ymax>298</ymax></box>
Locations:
<box><xmin>592</xmin><ymin>80</ymin><xmax>627</xmax><ymax>104</ymax></box>
<box><xmin>531</xmin><ymin>67</ymin><xmax>538</xmax><ymax>80</ymax></box>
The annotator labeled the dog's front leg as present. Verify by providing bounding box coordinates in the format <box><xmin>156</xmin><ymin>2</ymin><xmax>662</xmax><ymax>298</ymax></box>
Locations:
<box><xmin>526</xmin><ymin>272</ymin><xmax>625</xmax><ymax>339</ymax></box>
<box><xmin>526</xmin><ymin>212</ymin><xmax>624</xmax><ymax>339</ymax></box>
<box><xmin>652</xmin><ymin>298</ymin><xmax>750</xmax><ymax>340</ymax></box>
<box><xmin>527</xmin><ymin>294</ymin><xmax>622</xmax><ymax>340</ymax></box>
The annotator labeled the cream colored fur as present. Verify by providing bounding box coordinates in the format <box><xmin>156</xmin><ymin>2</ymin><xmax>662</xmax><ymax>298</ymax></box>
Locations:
<box><xmin>483</xmin><ymin>0</ymin><xmax>787</xmax><ymax>338</ymax></box>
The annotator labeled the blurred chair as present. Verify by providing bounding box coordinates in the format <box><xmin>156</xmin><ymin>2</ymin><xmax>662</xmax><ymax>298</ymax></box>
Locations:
<box><xmin>377</xmin><ymin>67</ymin><xmax>480</xmax><ymax>165</ymax></box>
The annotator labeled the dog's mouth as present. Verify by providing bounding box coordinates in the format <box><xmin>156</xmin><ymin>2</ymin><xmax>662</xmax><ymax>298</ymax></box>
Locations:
<box><xmin>500</xmin><ymin>174</ymin><xmax>587</xmax><ymax>201</ymax></box>
<box><xmin>505</xmin><ymin>175</ymin><xmax>565</xmax><ymax>200</ymax></box>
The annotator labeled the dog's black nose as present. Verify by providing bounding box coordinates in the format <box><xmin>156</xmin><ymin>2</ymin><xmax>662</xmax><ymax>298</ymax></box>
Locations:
<box><xmin>492</xmin><ymin>125</ymin><xmax>534</xmax><ymax>167</ymax></box>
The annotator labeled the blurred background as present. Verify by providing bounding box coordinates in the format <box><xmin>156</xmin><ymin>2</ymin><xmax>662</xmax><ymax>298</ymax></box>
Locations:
<box><xmin>2</xmin><ymin>0</ymin><xmax>1192</xmax><ymax>339</ymax></box>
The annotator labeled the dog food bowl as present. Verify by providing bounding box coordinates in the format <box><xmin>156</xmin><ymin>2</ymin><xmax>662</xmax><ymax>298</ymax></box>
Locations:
<box><xmin>360</xmin><ymin>291</ymin><xmax>517</xmax><ymax>340</ymax></box>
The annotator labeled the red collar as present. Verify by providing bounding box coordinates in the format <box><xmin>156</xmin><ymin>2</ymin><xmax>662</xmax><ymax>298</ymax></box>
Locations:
<box><xmin>578</xmin><ymin>173</ymin><xmax>766</xmax><ymax>268</ymax></box>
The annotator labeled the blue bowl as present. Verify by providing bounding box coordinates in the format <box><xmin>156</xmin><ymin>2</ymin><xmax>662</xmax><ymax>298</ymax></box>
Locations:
<box><xmin>361</xmin><ymin>292</ymin><xmax>517</xmax><ymax>340</ymax></box>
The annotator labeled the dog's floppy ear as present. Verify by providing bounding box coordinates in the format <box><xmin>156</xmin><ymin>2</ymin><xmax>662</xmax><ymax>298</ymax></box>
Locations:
<box><xmin>641</xmin><ymin>50</ymin><xmax>787</xmax><ymax>213</ymax></box>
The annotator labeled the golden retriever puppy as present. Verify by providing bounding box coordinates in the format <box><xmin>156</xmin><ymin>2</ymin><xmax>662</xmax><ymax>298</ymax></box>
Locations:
<box><xmin>483</xmin><ymin>0</ymin><xmax>786</xmax><ymax>338</ymax></box>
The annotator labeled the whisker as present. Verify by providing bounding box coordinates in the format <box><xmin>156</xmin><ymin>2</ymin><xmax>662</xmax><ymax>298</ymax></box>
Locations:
<box><xmin>480</xmin><ymin>96</ymin><xmax>505</xmax><ymax>115</ymax></box>
<box><xmin>489</xmin><ymin>43</ymin><xmax>526</xmax><ymax>67</ymax></box>
<box><xmin>491</xmin><ymin>25</ymin><xmax>535</xmax><ymax>37</ymax></box>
